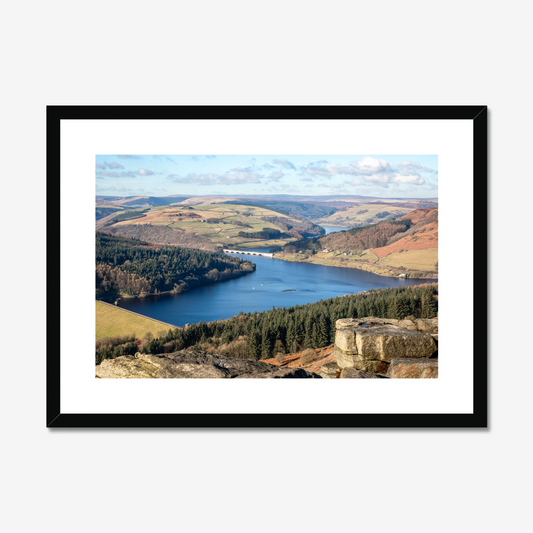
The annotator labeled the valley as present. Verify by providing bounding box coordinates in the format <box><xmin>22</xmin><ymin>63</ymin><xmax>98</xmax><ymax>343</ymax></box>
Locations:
<box><xmin>94</xmin><ymin>191</ymin><xmax>439</xmax><ymax>368</ymax></box>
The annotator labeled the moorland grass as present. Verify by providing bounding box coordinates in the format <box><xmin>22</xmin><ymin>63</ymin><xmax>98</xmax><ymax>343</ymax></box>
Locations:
<box><xmin>95</xmin><ymin>301</ymin><xmax>175</xmax><ymax>341</ymax></box>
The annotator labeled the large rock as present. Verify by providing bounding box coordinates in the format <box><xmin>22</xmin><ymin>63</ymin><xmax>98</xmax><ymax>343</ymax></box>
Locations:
<box><xmin>350</xmin><ymin>360</ymin><xmax>390</xmax><ymax>374</ymax></box>
<box><xmin>320</xmin><ymin>362</ymin><xmax>340</xmax><ymax>379</ymax></box>
<box><xmin>335</xmin><ymin>319</ymin><xmax>437</xmax><ymax>366</ymax></box>
<box><xmin>96</xmin><ymin>350</ymin><xmax>321</xmax><ymax>379</ymax></box>
<box><xmin>386</xmin><ymin>358</ymin><xmax>438</xmax><ymax>379</ymax></box>
<box><xmin>340</xmin><ymin>368</ymin><xmax>389</xmax><ymax>379</ymax></box>
<box><xmin>334</xmin><ymin>346</ymin><xmax>363</xmax><ymax>368</ymax></box>
<box><xmin>415</xmin><ymin>318</ymin><xmax>439</xmax><ymax>334</ymax></box>
<box><xmin>358</xmin><ymin>317</ymin><xmax>400</xmax><ymax>326</ymax></box>
<box><xmin>398</xmin><ymin>319</ymin><xmax>417</xmax><ymax>330</ymax></box>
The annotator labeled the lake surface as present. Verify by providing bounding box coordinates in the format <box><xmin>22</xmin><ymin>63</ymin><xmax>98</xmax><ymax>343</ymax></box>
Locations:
<box><xmin>118</xmin><ymin>224</ymin><xmax>433</xmax><ymax>326</ymax></box>
<box><xmin>320</xmin><ymin>225</ymin><xmax>350</xmax><ymax>235</ymax></box>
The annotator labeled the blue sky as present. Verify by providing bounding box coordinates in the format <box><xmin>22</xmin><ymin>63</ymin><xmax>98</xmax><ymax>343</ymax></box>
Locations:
<box><xmin>95</xmin><ymin>154</ymin><xmax>438</xmax><ymax>198</ymax></box>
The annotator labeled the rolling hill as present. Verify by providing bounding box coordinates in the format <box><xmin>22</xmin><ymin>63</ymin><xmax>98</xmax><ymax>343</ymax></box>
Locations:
<box><xmin>316</xmin><ymin>202</ymin><xmax>413</xmax><ymax>227</ymax></box>
<box><xmin>95</xmin><ymin>195</ymin><xmax>190</xmax><ymax>208</ymax></box>
<box><xmin>99</xmin><ymin>202</ymin><xmax>324</xmax><ymax>250</ymax></box>
<box><xmin>276</xmin><ymin>207</ymin><xmax>438</xmax><ymax>278</ymax></box>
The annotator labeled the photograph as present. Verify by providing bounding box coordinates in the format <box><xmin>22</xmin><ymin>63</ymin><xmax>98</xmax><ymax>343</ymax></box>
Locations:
<box><xmin>94</xmin><ymin>154</ymin><xmax>439</xmax><ymax>379</ymax></box>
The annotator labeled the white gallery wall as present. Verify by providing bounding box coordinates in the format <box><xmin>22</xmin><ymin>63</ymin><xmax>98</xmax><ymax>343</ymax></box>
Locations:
<box><xmin>1</xmin><ymin>1</ymin><xmax>529</xmax><ymax>533</ymax></box>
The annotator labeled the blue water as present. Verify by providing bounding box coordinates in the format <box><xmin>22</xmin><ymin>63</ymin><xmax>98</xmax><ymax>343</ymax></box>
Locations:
<box><xmin>118</xmin><ymin>231</ymin><xmax>433</xmax><ymax>327</ymax></box>
<box><xmin>321</xmin><ymin>225</ymin><xmax>350</xmax><ymax>235</ymax></box>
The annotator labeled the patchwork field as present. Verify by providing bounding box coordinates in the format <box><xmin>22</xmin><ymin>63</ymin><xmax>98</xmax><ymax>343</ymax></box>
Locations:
<box><xmin>107</xmin><ymin>203</ymin><xmax>319</xmax><ymax>248</ymax></box>
<box><xmin>377</xmin><ymin>248</ymin><xmax>438</xmax><ymax>271</ymax></box>
<box><xmin>317</xmin><ymin>203</ymin><xmax>413</xmax><ymax>227</ymax></box>
<box><xmin>95</xmin><ymin>301</ymin><xmax>175</xmax><ymax>341</ymax></box>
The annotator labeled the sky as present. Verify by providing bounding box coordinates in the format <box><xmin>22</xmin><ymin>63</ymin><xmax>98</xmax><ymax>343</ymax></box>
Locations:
<box><xmin>95</xmin><ymin>154</ymin><xmax>438</xmax><ymax>198</ymax></box>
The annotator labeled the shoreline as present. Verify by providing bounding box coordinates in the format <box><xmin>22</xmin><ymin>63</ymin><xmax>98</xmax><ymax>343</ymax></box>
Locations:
<box><xmin>270</xmin><ymin>252</ymin><xmax>438</xmax><ymax>280</ymax></box>
<box><xmin>96</xmin><ymin>266</ymin><xmax>255</xmax><ymax>302</ymax></box>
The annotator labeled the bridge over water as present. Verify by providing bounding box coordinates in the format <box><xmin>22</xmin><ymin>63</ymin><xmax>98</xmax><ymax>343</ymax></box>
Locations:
<box><xmin>224</xmin><ymin>249</ymin><xmax>274</xmax><ymax>257</ymax></box>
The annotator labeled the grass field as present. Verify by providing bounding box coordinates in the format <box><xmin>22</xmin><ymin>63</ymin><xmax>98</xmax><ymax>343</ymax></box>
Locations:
<box><xmin>358</xmin><ymin>249</ymin><xmax>379</xmax><ymax>262</ymax></box>
<box><xmin>275</xmin><ymin>253</ymin><xmax>396</xmax><ymax>276</ymax></box>
<box><xmin>274</xmin><ymin>245</ymin><xmax>437</xmax><ymax>277</ymax></box>
<box><xmin>112</xmin><ymin>203</ymin><xmax>303</xmax><ymax>248</ymax></box>
<box><xmin>377</xmin><ymin>248</ymin><xmax>438</xmax><ymax>271</ymax></box>
<box><xmin>95</xmin><ymin>301</ymin><xmax>176</xmax><ymax>341</ymax></box>
<box><xmin>317</xmin><ymin>203</ymin><xmax>412</xmax><ymax>227</ymax></box>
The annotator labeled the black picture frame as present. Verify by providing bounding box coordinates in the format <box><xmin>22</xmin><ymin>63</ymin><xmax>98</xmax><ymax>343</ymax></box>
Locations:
<box><xmin>47</xmin><ymin>105</ymin><xmax>487</xmax><ymax>428</ymax></box>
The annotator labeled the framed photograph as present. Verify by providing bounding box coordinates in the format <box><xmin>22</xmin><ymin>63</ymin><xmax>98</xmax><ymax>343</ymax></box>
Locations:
<box><xmin>47</xmin><ymin>106</ymin><xmax>487</xmax><ymax>428</ymax></box>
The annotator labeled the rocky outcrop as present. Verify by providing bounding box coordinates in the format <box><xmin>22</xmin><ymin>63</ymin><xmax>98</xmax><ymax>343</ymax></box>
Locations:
<box><xmin>96</xmin><ymin>350</ymin><xmax>321</xmax><ymax>379</ymax></box>
<box><xmin>334</xmin><ymin>358</ymin><xmax>390</xmax><ymax>374</ymax></box>
<box><xmin>414</xmin><ymin>318</ymin><xmax>438</xmax><ymax>335</ymax></box>
<box><xmin>340</xmin><ymin>368</ymin><xmax>389</xmax><ymax>379</ymax></box>
<box><xmin>356</xmin><ymin>316</ymin><xmax>438</xmax><ymax>334</ymax></box>
<box><xmin>321</xmin><ymin>362</ymin><xmax>341</xmax><ymax>379</ymax></box>
<box><xmin>334</xmin><ymin>318</ymin><xmax>437</xmax><ymax>366</ymax></box>
<box><xmin>386</xmin><ymin>358</ymin><xmax>438</xmax><ymax>379</ymax></box>
<box><xmin>329</xmin><ymin>317</ymin><xmax>439</xmax><ymax>378</ymax></box>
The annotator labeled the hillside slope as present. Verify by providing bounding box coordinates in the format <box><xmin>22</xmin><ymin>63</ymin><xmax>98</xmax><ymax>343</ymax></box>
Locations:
<box><xmin>371</xmin><ymin>208</ymin><xmax>438</xmax><ymax>258</ymax></box>
<box><xmin>276</xmin><ymin>208</ymin><xmax>438</xmax><ymax>277</ymax></box>
<box><xmin>99</xmin><ymin>202</ymin><xmax>323</xmax><ymax>250</ymax></box>
<box><xmin>316</xmin><ymin>202</ymin><xmax>412</xmax><ymax>227</ymax></box>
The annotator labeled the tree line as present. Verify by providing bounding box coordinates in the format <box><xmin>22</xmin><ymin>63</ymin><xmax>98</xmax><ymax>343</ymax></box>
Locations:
<box><xmin>237</xmin><ymin>228</ymin><xmax>288</xmax><ymax>240</ymax></box>
<box><xmin>96</xmin><ymin>232</ymin><xmax>255</xmax><ymax>297</ymax></box>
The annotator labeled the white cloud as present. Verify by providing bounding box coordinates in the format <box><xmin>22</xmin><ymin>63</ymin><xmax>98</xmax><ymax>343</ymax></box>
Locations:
<box><xmin>391</xmin><ymin>174</ymin><xmax>425</xmax><ymax>185</ymax></box>
<box><xmin>167</xmin><ymin>171</ymin><xmax>261</xmax><ymax>186</ymax></box>
<box><xmin>97</xmin><ymin>170</ymin><xmax>138</xmax><ymax>178</ymax></box>
<box><xmin>301</xmin><ymin>157</ymin><xmax>430</xmax><ymax>188</ymax></box>
<box><xmin>351</xmin><ymin>157</ymin><xmax>392</xmax><ymax>175</ymax></box>
<box><xmin>267</xmin><ymin>170</ymin><xmax>284</xmax><ymax>182</ymax></box>
<box><xmin>272</xmin><ymin>158</ymin><xmax>296</xmax><ymax>170</ymax></box>
<box><xmin>399</xmin><ymin>161</ymin><xmax>437</xmax><ymax>173</ymax></box>
<box><xmin>138</xmin><ymin>168</ymin><xmax>155</xmax><ymax>176</ymax></box>
<box><xmin>96</xmin><ymin>166</ymin><xmax>159</xmax><ymax>178</ymax></box>
<box><xmin>95</xmin><ymin>161</ymin><xmax>125</xmax><ymax>171</ymax></box>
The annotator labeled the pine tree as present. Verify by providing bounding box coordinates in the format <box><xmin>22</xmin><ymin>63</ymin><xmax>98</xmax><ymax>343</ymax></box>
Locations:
<box><xmin>286</xmin><ymin>320</ymin><xmax>295</xmax><ymax>352</ymax></box>
<box><xmin>261</xmin><ymin>323</ymin><xmax>272</xmax><ymax>359</ymax></box>
<box><xmin>317</xmin><ymin>315</ymin><xmax>329</xmax><ymax>348</ymax></box>
<box><xmin>423</xmin><ymin>293</ymin><xmax>437</xmax><ymax>318</ymax></box>
<box><xmin>247</xmin><ymin>328</ymin><xmax>261</xmax><ymax>360</ymax></box>
<box><xmin>310</xmin><ymin>323</ymin><xmax>318</xmax><ymax>348</ymax></box>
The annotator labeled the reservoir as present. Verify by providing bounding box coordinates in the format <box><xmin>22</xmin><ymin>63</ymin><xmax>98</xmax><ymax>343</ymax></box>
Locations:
<box><xmin>117</xmin><ymin>225</ymin><xmax>433</xmax><ymax>326</ymax></box>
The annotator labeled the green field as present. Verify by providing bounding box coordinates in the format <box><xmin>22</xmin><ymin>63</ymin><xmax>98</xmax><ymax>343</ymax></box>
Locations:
<box><xmin>358</xmin><ymin>249</ymin><xmax>379</xmax><ymax>262</ymax></box>
<box><xmin>275</xmin><ymin>246</ymin><xmax>437</xmax><ymax>278</ymax></box>
<box><xmin>95</xmin><ymin>301</ymin><xmax>175</xmax><ymax>341</ymax></box>
<box><xmin>317</xmin><ymin>203</ymin><xmax>412</xmax><ymax>227</ymax></box>
<box><xmin>377</xmin><ymin>248</ymin><xmax>438</xmax><ymax>271</ymax></box>
<box><xmin>275</xmin><ymin>252</ymin><xmax>396</xmax><ymax>276</ymax></box>
<box><xmin>114</xmin><ymin>203</ymin><xmax>305</xmax><ymax>248</ymax></box>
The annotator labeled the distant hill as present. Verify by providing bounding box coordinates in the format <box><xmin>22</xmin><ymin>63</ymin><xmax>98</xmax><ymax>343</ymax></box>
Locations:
<box><xmin>319</xmin><ymin>219</ymin><xmax>412</xmax><ymax>251</ymax></box>
<box><xmin>223</xmin><ymin>200</ymin><xmax>338</xmax><ymax>220</ymax></box>
<box><xmin>316</xmin><ymin>202</ymin><xmax>413</xmax><ymax>227</ymax></box>
<box><xmin>372</xmin><ymin>209</ymin><xmax>438</xmax><ymax>258</ymax></box>
<box><xmin>98</xmin><ymin>202</ymin><xmax>323</xmax><ymax>251</ymax></box>
<box><xmin>277</xmin><ymin>207</ymin><xmax>438</xmax><ymax>277</ymax></box>
<box><xmin>96</xmin><ymin>195</ymin><xmax>190</xmax><ymax>208</ymax></box>
<box><xmin>95</xmin><ymin>206</ymin><xmax>122</xmax><ymax>221</ymax></box>
<box><xmin>121</xmin><ymin>196</ymin><xmax>190</xmax><ymax>207</ymax></box>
